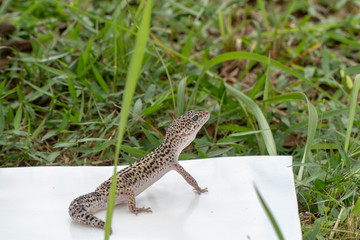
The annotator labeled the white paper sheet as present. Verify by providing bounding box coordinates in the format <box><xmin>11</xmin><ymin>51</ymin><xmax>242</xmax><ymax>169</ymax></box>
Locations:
<box><xmin>0</xmin><ymin>156</ymin><xmax>301</xmax><ymax>240</ymax></box>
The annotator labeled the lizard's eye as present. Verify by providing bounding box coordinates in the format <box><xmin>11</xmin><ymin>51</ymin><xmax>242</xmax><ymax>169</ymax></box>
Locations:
<box><xmin>191</xmin><ymin>115</ymin><xmax>199</xmax><ymax>121</ymax></box>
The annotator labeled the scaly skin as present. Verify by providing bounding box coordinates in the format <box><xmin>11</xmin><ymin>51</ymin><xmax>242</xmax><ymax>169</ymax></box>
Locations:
<box><xmin>69</xmin><ymin>110</ymin><xmax>210</xmax><ymax>232</ymax></box>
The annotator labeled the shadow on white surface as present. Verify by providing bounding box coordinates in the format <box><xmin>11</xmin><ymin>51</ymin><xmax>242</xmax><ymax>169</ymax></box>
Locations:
<box><xmin>0</xmin><ymin>156</ymin><xmax>301</xmax><ymax>240</ymax></box>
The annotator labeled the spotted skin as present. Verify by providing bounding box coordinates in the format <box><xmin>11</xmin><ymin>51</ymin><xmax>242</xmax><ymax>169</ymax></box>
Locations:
<box><xmin>69</xmin><ymin>110</ymin><xmax>210</xmax><ymax>232</ymax></box>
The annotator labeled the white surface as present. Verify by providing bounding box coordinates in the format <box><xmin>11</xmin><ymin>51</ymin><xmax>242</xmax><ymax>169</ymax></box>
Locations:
<box><xmin>0</xmin><ymin>156</ymin><xmax>301</xmax><ymax>240</ymax></box>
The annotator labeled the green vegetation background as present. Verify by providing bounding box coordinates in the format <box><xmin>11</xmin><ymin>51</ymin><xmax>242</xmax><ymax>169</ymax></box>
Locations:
<box><xmin>1</xmin><ymin>0</ymin><xmax>360</xmax><ymax>239</ymax></box>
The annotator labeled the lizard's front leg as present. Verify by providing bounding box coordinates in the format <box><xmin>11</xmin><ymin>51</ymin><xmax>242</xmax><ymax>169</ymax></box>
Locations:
<box><xmin>173</xmin><ymin>163</ymin><xmax>208</xmax><ymax>194</ymax></box>
<box><xmin>124</xmin><ymin>188</ymin><xmax>152</xmax><ymax>214</ymax></box>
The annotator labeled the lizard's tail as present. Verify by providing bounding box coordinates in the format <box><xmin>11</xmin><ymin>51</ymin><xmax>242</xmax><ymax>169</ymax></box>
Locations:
<box><xmin>68</xmin><ymin>192</ymin><xmax>110</xmax><ymax>232</ymax></box>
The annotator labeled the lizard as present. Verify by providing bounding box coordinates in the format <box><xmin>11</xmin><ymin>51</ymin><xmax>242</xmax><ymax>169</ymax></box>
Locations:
<box><xmin>68</xmin><ymin>110</ymin><xmax>210</xmax><ymax>232</ymax></box>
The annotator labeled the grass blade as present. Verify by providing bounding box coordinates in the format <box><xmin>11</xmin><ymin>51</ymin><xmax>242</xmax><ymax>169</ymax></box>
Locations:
<box><xmin>0</xmin><ymin>102</ymin><xmax>4</xmax><ymax>133</ymax></box>
<box><xmin>344</xmin><ymin>64</ymin><xmax>360</xmax><ymax>76</ymax></box>
<box><xmin>297</xmin><ymin>99</ymin><xmax>317</xmax><ymax>181</ymax></box>
<box><xmin>194</xmin><ymin>51</ymin><xmax>320</xmax><ymax>162</ymax></box>
<box><xmin>68</xmin><ymin>78</ymin><xmax>77</xmax><ymax>101</ymax></box>
<box><xmin>256</xmin><ymin>0</ymin><xmax>270</xmax><ymax>30</ymax></box>
<box><xmin>15</xmin><ymin>0</ymin><xmax>44</xmax><ymax>23</ymax></box>
<box><xmin>225</xmin><ymin>84</ymin><xmax>277</xmax><ymax>155</ymax></box>
<box><xmin>0</xmin><ymin>0</ymin><xmax>12</xmax><ymax>16</ymax></box>
<box><xmin>104</xmin><ymin>1</ymin><xmax>153</xmax><ymax>238</ymax></box>
<box><xmin>218</xmin><ymin>9</ymin><xmax>226</xmax><ymax>44</ymax></box>
<box><xmin>14</xmin><ymin>104</ymin><xmax>23</xmax><ymax>130</ymax></box>
<box><xmin>344</xmin><ymin>74</ymin><xmax>360</xmax><ymax>152</ymax></box>
<box><xmin>325</xmin><ymin>32</ymin><xmax>360</xmax><ymax>48</ymax></box>
<box><xmin>263</xmin><ymin>92</ymin><xmax>318</xmax><ymax>181</ymax></box>
<box><xmin>254</xmin><ymin>184</ymin><xmax>285</xmax><ymax>240</ymax></box>
<box><xmin>92</xmin><ymin>65</ymin><xmax>110</xmax><ymax>93</ymax></box>
<box><xmin>303</xmin><ymin>219</ymin><xmax>321</xmax><ymax>240</ymax></box>
<box><xmin>177</xmin><ymin>77</ymin><xmax>186</xmax><ymax>115</ymax></box>
<box><xmin>181</xmin><ymin>30</ymin><xmax>193</xmax><ymax>62</ymax></box>
<box><xmin>194</xmin><ymin>52</ymin><xmax>282</xmax><ymax>155</ymax></box>
<box><xmin>194</xmin><ymin>52</ymin><xmax>340</xmax><ymax>105</ymax></box>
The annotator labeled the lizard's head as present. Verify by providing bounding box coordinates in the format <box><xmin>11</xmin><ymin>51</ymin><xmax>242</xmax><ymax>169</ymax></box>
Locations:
<box><xmin>164</xmin><ymin>110</ymin><xmax>210</xmax><ymax>152</ymax></box>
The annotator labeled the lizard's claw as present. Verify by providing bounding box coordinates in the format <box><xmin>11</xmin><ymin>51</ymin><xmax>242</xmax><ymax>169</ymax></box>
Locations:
<box><xmin>133</xmin><ymin>207</ymin><xmax>152</xmax><ymax>215</ymax></box>
<box><xmin>194</xmin><ymin>187</ymin><xmax>208</xmax><ymax>195</ymax></box>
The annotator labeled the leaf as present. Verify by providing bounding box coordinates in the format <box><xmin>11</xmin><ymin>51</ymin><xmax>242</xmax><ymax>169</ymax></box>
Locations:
<box><xmin>120</xmin><ymin>145</ymin><xmax>147</xmax><ymax>158</ymax></box>
<box><xmin>142</xmin><ymin>127</ymin><xmax>161</xmax><ymax>148</ymax></box>
<box><xmin>207</xmin><ymin>147</ymin><xmax>232</xmax><ymax>157</ymax></box>
<box><xmin>104</xmin><ymin>1</ymin><xmax>153</xmax><ymax>237</ymax></box>
<box><xmin>177</xmin><ymin>77</ymin><xmax>186</xmax><ymax>115</ymax></box>
<box><xmin>181</xmin><ymin>29</ymin><xmax>193</xmax><ymax>61</ymax></box>
<box><xmin>344</xmin><ymin>74</ymin><xmax>360</xmax><ymax>152</ymax></box>
<box><xmin>47</xmin><ymin>152</ymin><xmax>61</xmax><ymax>163</ymax></box>
<box><xmin>14</xmin><ymin>104</ymin><xmax>23</xmax><ymax>130</ymax></box>
<box><xmin>21</xmin><ymin>52</ymin><xmax>70</xmax><ymax>63</ymax></box>
<box><xmin>92</xmin><ymin>65</ymin><xmax>110</xmax><ymax>93</ymax></box>
<box><xmin>0</xmin><ymin>78</ymin><xmax>6</xmax><ymax>95</ymax></box>
<box><xmin>133</xmin><ymin>98</ymin><xmax>142</xmax><ymax>116</ymax></box>
<box><xmin>225</xmin><ymin>84</ymin><xmax>277</xmax><ymax>155</ymax></box>
<box><xmin>353</xmin><ymin>198</ymin><xmax>360</xmax><ymax>217</ymax></box>
<box><xmin>263</xmin><ymin>92</ymin><xmax>319</xmax><ymax>181</ymax></box>
<box><xmin>0</xmin><ymin>0</ymin><xmax>12</xmax><ymax>16</ymax></box>
<box><xmin>94</xmin><ymin>140</ymin><xmax>116</xmax><ymax>153</ymax></box>
<box><xmin>83</xmin><ymin>36</ymin><xmax>94</xmax><ymax>66</ymax></box>
<box><xmin>69</xmin><ymin>147</ymin><xmax>93</xmax><ymax>153</ymax></box>
<box><xmin>53</xmin><ymin>142</ymin><xmax>76</xmax><ymax>148</ymax></box>
<box><xmin>0</xmin><ymin>102</ymin><xmax>4</xmax><ymax>133</ymax></box>
<box><xmin>78</xmin><ymin>138</ymin><xmax>108</xmax><ymax>142</ymax></box>
<box><xmin>59</xmin><ymin>111</ymin><xmax>69</xmax><ymax>131</ymax></box>
<box><xmin>88</xmin><ymin>81</ymin><xmax>105</xmax><ymax>102</ymax></box>
<box><xmin>32</xmin><ymin>116</ymin><xmax>47</xmax><ymax>139</ymax></box>
<box><xmin>324</xmin><ymin>32</ymin><xmax>360</xmax><ymax>48</ymax></box>
<box><xmin>321</xmin><ymin>47</ymin><xmax>329</xmax><ymax>75</ymax></box>
<box><xmin>41</xmin><ymin>130</ymin><xmax>58</xmax><ymax>141</ymax></box>
<box><xmin>254</xmin><ymin>184</ymin><xmax>285</xmax><ymax>240</ymax></box>
<box><xmin>194</xmin><ymin>52</ymin><xmax>336</xmax><ymax>104</ymax></box>
<box><xmin>219</xmin><ymin>124</ymin><xmax>250</xmax><ymax>132</ymax></box>
<box><xmin>344</xmin><ymin>64</ymin><xmax>360</xmax><ymax>76</ymax></box>
<box><xmin>216</xmin><ymin>136</ymin><xmax>243</xmax><ymax>145</ymax></box>
<box><xmin>218</xmin><ymin>9</ymin><xmax>226</xmax><ymax>43</ymax></box>
<box><xmin>303</xmin><ymin>218</ymin><xmax>321</xmax><ymax>240</ymax></box>
<box><xmin>142</xmin><ymin>104</ymin><xmax>162</xmax><ymax>116</ymax></box>
<box><xmin>121</xmin><ymin>152</ymin><xmax>135</xmax><ymax>164</ymax></box>
<box><xmin>35</xmin><ymin>62</ymin><xmax>75</xmax><ymax>78</ymax></box>
<box><xmin>144</xmin><ymin>84</ymin><xmax>156</xmax><ymax>102</ymax></box>
<box><xmin>23</xmin><ymin>79</ymin><xmax>53</xmax><ymax>98</ymax></box>
<box><xmin>314</xmin><ymin>179</ymin><xmax>326</xmax><ymax>191</ymax></box>
<box><xmin>256</xmin><ymin>0</ymin><xmax>270</xmax><ymax>30</ymax></box>
<box><xmin>68</xmin><ymin>78</ymin><xmax>77</xmax><ymax>101</ymax></box>
<box><xmin>310</xmin><ymin>143</ymin><xmax>337</xmax><ymax>150</ymax></box>
<box><xmin>336</xmin><ymin>139</ymin><xmax>351</xmax><ymax>170</ymax></box>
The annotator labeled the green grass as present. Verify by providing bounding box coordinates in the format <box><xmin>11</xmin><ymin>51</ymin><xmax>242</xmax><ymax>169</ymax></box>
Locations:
<box><xmin>1</xmin><ymin>0</ymin><xmax>360</xmax><ymax>239</ymax></box>
<box><xmin>104</xmin><ymin>0</ymin><xmax>152</xmax><ymax>237</ymax></box>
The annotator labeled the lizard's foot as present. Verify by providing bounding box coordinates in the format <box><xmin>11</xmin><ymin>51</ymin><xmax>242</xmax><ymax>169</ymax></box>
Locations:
<box><xmin>133</xmin><ymin>207</ymin><xmax>152</xmax><ymax>215</ymax></box>
<box><xmin>194</xmin><ymin>187</ymin><xmax>208</xmax><ymax>195</ymax></box>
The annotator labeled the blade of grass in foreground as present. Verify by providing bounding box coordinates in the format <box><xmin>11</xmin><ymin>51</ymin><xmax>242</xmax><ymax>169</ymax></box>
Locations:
<box><xmin>104</xmin><ymin>1</ymin><xmax>153</xmax><ymax>239</ymax></box>
<box><xmin>254</xmin><ymin>184</ymin><xmax>285</xmax><ymax>240</ymax></box>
